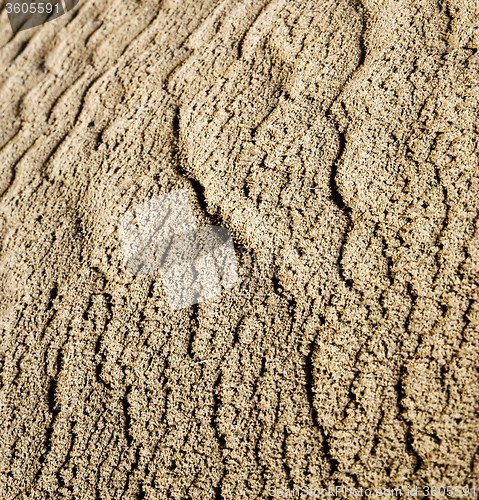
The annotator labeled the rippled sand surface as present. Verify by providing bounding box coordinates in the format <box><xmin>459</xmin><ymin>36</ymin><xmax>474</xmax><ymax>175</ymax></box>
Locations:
<box><xmin>1</xmin><ymin>0</ymin><xmax>478</xmax><ymax>497</ymax></box>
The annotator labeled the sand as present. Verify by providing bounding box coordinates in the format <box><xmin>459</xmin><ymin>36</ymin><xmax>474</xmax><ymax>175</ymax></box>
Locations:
<box><xmin>0</xmin><ymin>0</ymin><xmax>478</xmax><ymax>498</ymax></box>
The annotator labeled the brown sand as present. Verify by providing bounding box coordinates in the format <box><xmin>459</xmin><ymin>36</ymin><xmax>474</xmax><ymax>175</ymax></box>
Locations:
<box><xmin>0</xmin><ymin>0</ymin><xmax>478</xmax><ymax>497</ymax></box>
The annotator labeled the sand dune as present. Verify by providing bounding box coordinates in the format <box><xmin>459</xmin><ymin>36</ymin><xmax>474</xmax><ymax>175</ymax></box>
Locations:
<box><xmin>0</xmin><ymin>0</ymin><xmax>478</xmax><ymax>497</ymax></box>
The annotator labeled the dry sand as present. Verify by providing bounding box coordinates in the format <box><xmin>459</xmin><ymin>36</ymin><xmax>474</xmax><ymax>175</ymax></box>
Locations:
<box><xmin>0</xmin><ymin>0</ymin><xmax>478</xmax><ymax>498</ymax></box>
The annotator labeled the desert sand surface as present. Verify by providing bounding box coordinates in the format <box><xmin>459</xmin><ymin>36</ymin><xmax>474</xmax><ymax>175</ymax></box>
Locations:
<box><xmin>0</xmin><ymin>0</ymin><xmax>478</xmax><ymax>498</ymax></box>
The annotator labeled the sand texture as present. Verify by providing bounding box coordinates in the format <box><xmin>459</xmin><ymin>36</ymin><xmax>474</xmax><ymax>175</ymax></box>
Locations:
<box><xmin>0</xmin><ymin>0</ymin><xmax>478</xmax><ymax>497</ymax></box>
